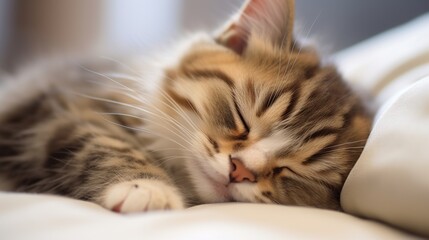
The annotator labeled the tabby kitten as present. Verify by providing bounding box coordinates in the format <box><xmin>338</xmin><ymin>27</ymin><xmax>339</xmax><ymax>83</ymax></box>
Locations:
<box><xmin>0</xmin><ymin>0</ymin><xmax>371</xmax><ymax>213</ymax></box>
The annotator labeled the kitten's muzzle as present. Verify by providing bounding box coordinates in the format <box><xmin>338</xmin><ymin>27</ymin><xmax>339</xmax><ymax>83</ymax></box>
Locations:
<box><xmin>229</xmin><ymin>158</ymin><xmax>256</xmax><ymax>183</ymax></box>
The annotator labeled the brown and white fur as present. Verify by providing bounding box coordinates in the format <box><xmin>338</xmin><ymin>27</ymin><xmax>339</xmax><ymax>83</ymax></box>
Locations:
<box><xmin>0</xmin><ymin>0</ymin><xmax>371</xmax><ymax>213</ymax></box>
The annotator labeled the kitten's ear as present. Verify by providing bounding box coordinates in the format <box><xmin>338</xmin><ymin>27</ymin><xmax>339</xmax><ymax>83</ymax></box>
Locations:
<box><xmin>215</xmin><ymin>0</ymin><xmax>295</xmax><ymax>54</ymax></box>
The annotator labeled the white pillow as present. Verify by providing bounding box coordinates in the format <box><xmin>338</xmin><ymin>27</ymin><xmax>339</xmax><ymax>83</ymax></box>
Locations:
<box><xmin>336</xmin><ymin>13</ymin><xmax>429</xmax><ymax>238</ymax></box>
<box><xmin>341</xmin><ymin>76</ymin><xmax>429</xmax><ymax>237</ymax></box>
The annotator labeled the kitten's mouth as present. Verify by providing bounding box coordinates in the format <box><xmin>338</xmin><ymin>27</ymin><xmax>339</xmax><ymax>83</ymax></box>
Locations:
<box><xmin>205</xmin><ymin>172</ymin><xmax>232</xmax><ymax>201</ymax></box>
<box><xmin>212</xmin><ymin>181</ymin><xmax>232</xmax><ymax>201</ymax></box>
<box><xmin>194</xmin><ymin>160</ymin><xmax>232</xmax><ymax>201</ymax></box>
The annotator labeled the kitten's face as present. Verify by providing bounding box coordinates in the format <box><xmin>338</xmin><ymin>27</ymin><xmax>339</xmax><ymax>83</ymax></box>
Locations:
<box><xmin>153</xmin><ymin>0</ymin><xmax>371</xmax><ymax>209</ymax></box>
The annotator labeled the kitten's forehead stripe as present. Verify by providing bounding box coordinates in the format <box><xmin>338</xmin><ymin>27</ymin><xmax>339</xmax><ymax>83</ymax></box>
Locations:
<box><xmin>246</xmin><ymin>79</ymin><xmax>256</xmax><ymax>105</ymax></box>
<box><xmin>256</xmin><ymin>90</ymin><xmax>290</xmax><ymax>117</ymax></box>
<box><xmin>165</xmin><ymin>88</ymin><xmax>201</xmax><ymax>117</ymax></box>
<box><xmin>227</xmin><ymin>132</ymin><xmax>248</xmax><ymax>141</ymax></box>
<box><xmin>183</xmin><ymin>69</ymin><xmax>234</xmax><ymax>87</ymax></box>
<box><xmin>232</xmin><ymin>95</ymin><xmax>250</xmax><ymax>139</ymax></box>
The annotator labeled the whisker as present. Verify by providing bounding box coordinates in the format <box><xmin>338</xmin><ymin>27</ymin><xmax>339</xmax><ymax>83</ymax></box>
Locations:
<box><xmin>325</xmin><ymin>140</ymin><xmax>368</xmax><ymax>149</ymax></box>
<box><xmin>99</xmin><ymin>112</ymin><xmax>198</xmax><ymax>148</ymax></box>
<box><xmin>79</xmin><ymin>59</ymin><xmax>203</xmax><ymax>142</ymax></box>
<box><xmin>76</xmin><ymin>91</ymin><xmax>195</xmax><ymax>141</ymax></box>
<box><xmin>99</xmin><ymin>115</ymin><xmax>190</xmax><ymax>151</ymax></box>
<box><xmin>98</xmin><ymin>56</ymin><xmax>146</xmax><ymax>79</ymax></box>
<box><xmin>102</xmin><ymin>116</ymin><xmax>195</xmax><ymax>151</ymax></box>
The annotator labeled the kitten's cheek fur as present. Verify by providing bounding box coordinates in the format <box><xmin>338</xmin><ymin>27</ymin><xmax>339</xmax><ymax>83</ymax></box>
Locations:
<box><xmin>101</xmin><ymin>179</ymin><xmax>185</xmax><ymax>213</ymax></box>
<box><xmin>229</xmin><ymin>183</ymin><xmax>258</xmax><ymax>202</ymax></box>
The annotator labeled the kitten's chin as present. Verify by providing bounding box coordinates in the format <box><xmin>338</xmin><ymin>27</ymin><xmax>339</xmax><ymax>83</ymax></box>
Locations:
<box><xmin>189</xmin><ymin>161</ymin><xmax>232</xmax><ymax>203</ymax></box>
<box><xmin>199</xmin><ymin>178</ymin><xmax>233</xmax><ymax>203</ymax></box>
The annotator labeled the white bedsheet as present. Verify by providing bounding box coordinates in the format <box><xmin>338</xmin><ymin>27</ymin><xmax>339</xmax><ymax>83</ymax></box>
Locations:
<box><xmin>0</xmin><ymin>193</ymin><xmax>417</xmax><ymax>240</ymax></box>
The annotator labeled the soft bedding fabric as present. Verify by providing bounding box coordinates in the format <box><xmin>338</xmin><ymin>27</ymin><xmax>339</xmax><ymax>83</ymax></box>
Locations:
<box><xmin>335</xmin><ymin>14</ymin><xmax>429</xmax><ymax>108</ymax></box>
<box><xmin>341</xmin><ymin>77</ymin><xmax>429</xmax><ymax>237</ymax></box>
<box><xmin>0</xmin><ymin>193</ymin><xmax>417</xmax><ymax>240</ymax></box>
<box><xmin>336</xmin><ymin>14</ymin><xmax>429</xmax><ymax>238</ymax></box>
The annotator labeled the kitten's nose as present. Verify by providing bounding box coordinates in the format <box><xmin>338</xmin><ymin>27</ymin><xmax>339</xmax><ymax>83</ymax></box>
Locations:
<box><xmin>230</xmin><ymin>158</ymin><xmax>256</xmax><ymax>183</ymax></box>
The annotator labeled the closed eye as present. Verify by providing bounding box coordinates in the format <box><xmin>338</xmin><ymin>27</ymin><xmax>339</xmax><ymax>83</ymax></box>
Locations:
<box><xmin>272</xmin><ymin>166</ymin><xmax>303</xmax><ymax>178</ymax></box>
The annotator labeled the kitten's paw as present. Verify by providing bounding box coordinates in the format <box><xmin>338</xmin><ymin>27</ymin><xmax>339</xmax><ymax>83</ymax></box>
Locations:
<box><xmin>102</xmin><ymin>179</ymin><xmax>185</xmax><ymax>213</ymax></box>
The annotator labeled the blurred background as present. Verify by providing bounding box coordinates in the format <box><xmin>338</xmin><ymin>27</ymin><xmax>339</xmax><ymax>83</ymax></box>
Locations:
<box><xmin>0</xmin><ymin>0</ymin><xmax>428</xmax><ymax>72</ymax></box>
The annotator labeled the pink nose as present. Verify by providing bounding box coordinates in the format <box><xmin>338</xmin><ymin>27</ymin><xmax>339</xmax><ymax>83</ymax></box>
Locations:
<box><xmin>230</xmin><ymin>158</ymin><xmax>256</xmax><ymax>183</ymax></box>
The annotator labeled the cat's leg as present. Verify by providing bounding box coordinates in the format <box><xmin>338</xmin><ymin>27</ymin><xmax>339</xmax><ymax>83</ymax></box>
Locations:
<box><xmin>45</xmin><ymin>121</ymin><xmax>186</xmax><ymax>213</ymax></box>
<box><xmin>0</xmin><ymin>96</ymin><xmax>185</xmax><ymax>213</ymax></box>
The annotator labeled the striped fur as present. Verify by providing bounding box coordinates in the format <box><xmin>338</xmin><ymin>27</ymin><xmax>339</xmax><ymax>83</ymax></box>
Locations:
<box><xmin>0</xmin><ymin>0</ymin><xmax>371</xmax><ymax>212</ymax></box>
<box><xmin>0</xmin><ymin>62</ymin><xmax>186</xmax><ymax>212</ymax></box>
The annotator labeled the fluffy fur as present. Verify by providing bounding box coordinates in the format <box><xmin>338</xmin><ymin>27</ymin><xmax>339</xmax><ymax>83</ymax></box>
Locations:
<box><xmin>0</xmin><ymin>0</ymin><xmax>371</xmax><ymax>212</ymax></box>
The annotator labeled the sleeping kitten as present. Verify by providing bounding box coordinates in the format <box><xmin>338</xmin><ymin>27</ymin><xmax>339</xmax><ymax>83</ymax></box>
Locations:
<box><xmin>0</xmin><ymin>0</ymin><xmax>371</xmax><ymax>212</ymax></box>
